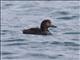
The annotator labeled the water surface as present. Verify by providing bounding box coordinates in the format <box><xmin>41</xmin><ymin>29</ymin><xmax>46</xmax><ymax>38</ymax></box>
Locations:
<box><xmin>1</xmin><ymin>1</ymin><xmax>80</xmax><ymax>60</ymax></box>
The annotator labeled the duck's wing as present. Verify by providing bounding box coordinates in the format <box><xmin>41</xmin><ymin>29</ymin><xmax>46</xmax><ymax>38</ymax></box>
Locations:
<box><xmin>23</xmin><ymin>28</ymin><xmax>41</xmax><ymax>34</ymax></box>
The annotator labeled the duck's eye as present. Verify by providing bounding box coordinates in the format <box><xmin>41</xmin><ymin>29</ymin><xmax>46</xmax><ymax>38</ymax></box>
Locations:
<box><xmin>46</xmin><ymin>22</ymin><xmax>50</xmax><ymax>26</ymax></box>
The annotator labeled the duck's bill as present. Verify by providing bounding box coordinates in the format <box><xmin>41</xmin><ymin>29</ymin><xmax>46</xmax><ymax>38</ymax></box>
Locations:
<box><xmin>50</xmin><ymin>25</ymin><xmax>57</xmax><ymax>28</ymax></box>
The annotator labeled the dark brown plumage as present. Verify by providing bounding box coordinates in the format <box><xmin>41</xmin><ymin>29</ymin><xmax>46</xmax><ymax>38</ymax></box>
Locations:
<box><xmin>23</xmin><ymin>19</ymin><xmax>56</xmax><ymax>35</ymax></box>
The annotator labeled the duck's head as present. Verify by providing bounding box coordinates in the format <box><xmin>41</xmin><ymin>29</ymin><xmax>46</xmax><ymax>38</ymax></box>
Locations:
<box><xmin>40</xmin><ymin>19</ymin><xmax>57</xmax><ymax>31</ymax></box>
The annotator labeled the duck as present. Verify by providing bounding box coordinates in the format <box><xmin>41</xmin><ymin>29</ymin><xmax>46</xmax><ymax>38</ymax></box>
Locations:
<box><xmin>23</xmin><ymin>19</ymin><xmax>57</xmax><ymax>35</ymax></box>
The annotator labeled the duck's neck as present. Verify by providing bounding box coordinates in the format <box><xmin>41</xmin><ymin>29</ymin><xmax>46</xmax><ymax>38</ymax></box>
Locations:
<box><xmin>40</xmin><ymin>27</ymin><xmax>49</xmax><ymax>32</ymax></box>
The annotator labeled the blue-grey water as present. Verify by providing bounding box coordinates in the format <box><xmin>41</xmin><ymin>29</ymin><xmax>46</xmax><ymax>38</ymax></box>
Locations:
<box><xmin>1</xmin><ymin>1</ymin><xmax>80</xmax><ymax>60</ymax></box>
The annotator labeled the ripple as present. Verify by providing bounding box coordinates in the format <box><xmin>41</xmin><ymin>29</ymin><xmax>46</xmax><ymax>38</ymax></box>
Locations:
<box><xmin>5</xmin><ymin>4</ymin><xmax>13</xmax><ymax>6</ymax></box>
<box><xmin>1</xmin><ymin>32</ymin><xmax>6</xmax><ymax>35</ymax></box>
<box><xmin>57</xmin><ymin>15</ymin><xmax>78</xmax><ymax>20</ymax></box>
<box><xmin>68</xmin><ymin>47</ymin><xmax>80</xmax><ymax>51</ymax></box>
<box><xmin>69</xmin><ymin>6</ymin><xmax>80</xmax><ymax>9</ymax></box>
<box><xmin>2</xmin><ymin>3</ymin><xmax>13</xmax><ymax>9</ymax></box>
<box><xmin>3</xmin><ymin>56</ymin><xmax>19</xmax><ymax>59</ymax></box>
<box><xmin>64</xmin><ymin>42</ymin><xmax>80</xmax><ymax>46</ymax></box>
<box><xmin>2</xmin><ymin>30</ymin><xmax>10</xmax><ymax>32</ymax></box>
<box><xmin>2</xmin><ymin>52</ymin><xmax>15</xmax><ymax>55</ymax></box>
<box><xmin>3</xmin><ymin>39</ymin><xmax>25</xmax><ymax>42</ymax></box>
<box><xmin>51</xmin><ymin>41</ymin><xmax>62</xmax><ymax>45</ymax></box>
<box><xmin>50</xmin><ymin>41</ymin><xmax>80</xmax><ymax>47</ymax></box>
<box><xmin>56</xmin><ymin>11</ymin><xmax>69</xmax><ymax>15</ymax></box>
<box><xmin>28</xmin><ymin>53</ymin><xmax>63</xmax><ymax>59</ymax></box>
<box><xmin>1</xmin><ymin>30</ymin><xmax>10</xmax><ymax>35</ymax></box>
<box><xmin>1</xmin><ymin>30</ymin><xmax>16</xmax><ymax>35</ymax></box>
<box><xmin>19</xmin><ymin>2</ymin><xmax>38</xmax><ymax>8</ymax></box>
<box><xmin>40</xmin><ymin>41</ymin><xmax>49</xmax><ymax>44</ymax></box>
<box><xmin>4</xmin><ymin>43</ymin><xmax>27</xmax><ymax>46</ymax></box>
<box><xmin>64</xmin><ymin>32</ymin><xmax>80</xmax><ymax>34</ymax></box>
<box><xmin>72</xmin><ymin>39</ymin><xmax>80</xmax><ymax>41</ymax></box>
<box><xmin>1</xmin><ymin>30</ymin><xmax>17</xmax><ymax>35</ymax></box>
<box><xmin>2</xmin><ymin>30</ymin><xmax>16</xmax><ymax>33</ymax></box>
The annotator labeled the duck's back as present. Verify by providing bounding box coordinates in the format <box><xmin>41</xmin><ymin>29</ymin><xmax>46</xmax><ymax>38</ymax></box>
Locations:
<box><xmin>23</xmin><ymin>28</ymin><xmax>41</xmax><ymax>34</ymax></box>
